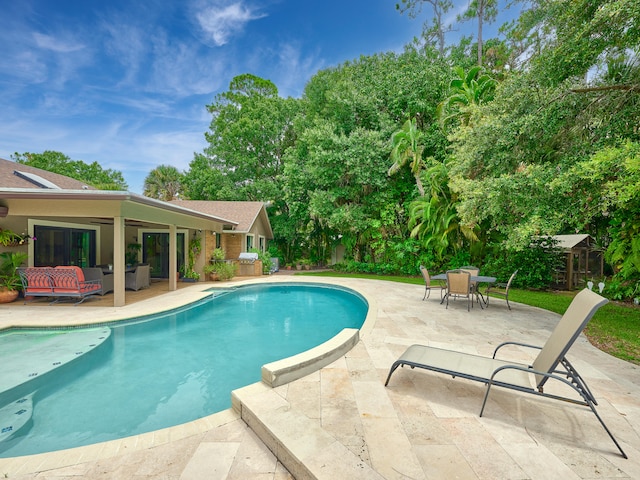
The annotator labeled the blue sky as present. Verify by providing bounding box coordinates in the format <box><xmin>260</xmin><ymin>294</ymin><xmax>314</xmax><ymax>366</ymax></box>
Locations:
<box><xmin>1</xmin><ymin>0</ymin><xmax>512</xmax><ymax>194</ymax></box>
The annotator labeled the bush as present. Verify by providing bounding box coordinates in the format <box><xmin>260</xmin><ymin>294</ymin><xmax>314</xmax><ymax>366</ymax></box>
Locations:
<box><xmin>483</xmin><ymin>238</ymin><xmax>564</xmax><ymax>289</ymax></box>
<box><xmin>204</xmin><ymin>260</ymin><xmax>236</xmax><ymax>281</ymax></box>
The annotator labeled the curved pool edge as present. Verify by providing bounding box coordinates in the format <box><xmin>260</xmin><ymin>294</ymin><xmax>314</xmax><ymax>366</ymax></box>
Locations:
<box><xmin>0</xmin><ymin>276</ymin><xmax>378</xmax><ymax>475</ymax></box>
<box><xmin>260</xmin><ymin>328</ymin><xmax>360</xmax><ymax>388</ymax></box>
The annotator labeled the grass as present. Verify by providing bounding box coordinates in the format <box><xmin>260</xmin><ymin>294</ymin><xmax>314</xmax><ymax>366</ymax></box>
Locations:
<box><xmin>300</xmin><ymin>271</ymin><xmax>640</xmax><ymax>365</ymax></box>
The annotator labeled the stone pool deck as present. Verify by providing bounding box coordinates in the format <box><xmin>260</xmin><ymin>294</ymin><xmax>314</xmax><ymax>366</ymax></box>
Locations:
<box><xmin>0</xmin><ymin>276</ymin><xmax>639</xmax><ymax>479</ymax></box>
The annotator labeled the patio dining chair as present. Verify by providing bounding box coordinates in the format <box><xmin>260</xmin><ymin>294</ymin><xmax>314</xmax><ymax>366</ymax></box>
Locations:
<box><xmin>445</xmin><ymin>269</ymin><xmax>473</xmax><ymax>311</ymax></box>
<box><xmin>460</xmin><ymin>265</ymin><xmax>483</xmax><ymax>305</ymax></box>
<box><xmin>486</xmin><ymin>270</ymin><xmax>518</xmax><ymax>310</ymax></box>
<box><xmin>419</xmin><ymin>265</ymin><xmax>447</xmax><ymax>301</ymax></box>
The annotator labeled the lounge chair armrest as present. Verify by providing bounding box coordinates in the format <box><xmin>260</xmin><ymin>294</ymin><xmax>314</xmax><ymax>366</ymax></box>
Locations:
<box><xmin>488</xmin><ymin>363</ymin><xmax>588</xmax><ymax>399</ymax></box>
<box><xmin>492</xmin><ymin>341</ymin><xmax>542</xmax><ymax>359</ymax></box>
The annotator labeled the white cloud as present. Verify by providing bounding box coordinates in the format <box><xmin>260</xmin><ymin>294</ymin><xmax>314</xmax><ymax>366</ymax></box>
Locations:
<box><xmin>149</xmin><ymin>34</ymin><xmax>228</xmax><ymax>97</ymax></box>
<box><xmin>195</xmin><ymin>2</ymin><xmax>266</xmax><ymax>46</ymax></box>
<box><xmin>32</xmin><ymin>32</ymin><xmax>85</xmax><ymax>53</ymax></box>
<box><xmin>272</xmin><ymin>42</ymin><xmax>324</xmax><ymax>98</ymax></box>
<box><xmin>101</xmin><ymin>19</ymin><xmax>148</xmax><ymax>86</ymax></box>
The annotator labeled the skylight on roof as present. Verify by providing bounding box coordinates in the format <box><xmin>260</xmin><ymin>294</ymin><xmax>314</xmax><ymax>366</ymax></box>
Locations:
<box><xmin>14</xmin><ymin>170</ymin><xmax>62</xmax><ymax>189</ymax></box>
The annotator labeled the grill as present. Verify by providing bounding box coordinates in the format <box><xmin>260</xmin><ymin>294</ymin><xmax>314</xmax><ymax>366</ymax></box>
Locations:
<box><xmin>238</xmin><ymin>252</ymin><xmax>259</xmax><ymax>264</ymax></box>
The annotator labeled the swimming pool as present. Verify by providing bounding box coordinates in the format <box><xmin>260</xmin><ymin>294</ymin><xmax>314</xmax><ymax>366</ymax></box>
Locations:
<box><xmin>0</xmin><ymin>283</ymin><xmax>368</xmax><ymax>457</ymax></box>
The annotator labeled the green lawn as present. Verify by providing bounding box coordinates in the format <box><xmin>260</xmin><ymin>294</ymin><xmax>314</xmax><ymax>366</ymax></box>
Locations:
<box><xmin>300</xmin><ymin>271</ymin><xmax>640</xmax><ymax>365</ymax></box>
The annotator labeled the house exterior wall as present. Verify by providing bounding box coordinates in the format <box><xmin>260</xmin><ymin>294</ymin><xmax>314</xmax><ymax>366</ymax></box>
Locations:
<box><xmin>221</xmin><ymin>234</ymin><xmax>243</xmax><ymax>260</ymax></box>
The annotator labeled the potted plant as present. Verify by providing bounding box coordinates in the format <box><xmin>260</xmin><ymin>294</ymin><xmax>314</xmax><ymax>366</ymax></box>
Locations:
<box><xmin>0</xmin><ymin>251</ymin><xmax>28</xmax><ymax>303</ymax></box>
<box><xmin>204</xmin><ymin>260</ymin><xmax>236</xmax><ymax>281</ymax></box>
<box><xmin>205</xmin><ymin>248</ymin><xmax>226</xmax><ymax>281</ymax></box>
<box><xmin>125</xmin><ymin>242</ymin><xmax>142</xmax><ymax>266</ymax></box>
<box><xmin>181</xmin><ymin>266</ymin><xmax>200</xmax><ymax>282</ymax></box>
<box><xmin>203</xmin><ymin>262</ymin><xmax>219</xmax><ymax>281</ymax></box>
<box><xmin>0</xmin><ymin>229</ymin><xmax>32</xmax><ymax>247</ymax></box>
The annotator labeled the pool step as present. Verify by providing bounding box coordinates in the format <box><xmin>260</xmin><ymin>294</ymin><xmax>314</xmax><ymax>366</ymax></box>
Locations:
<box><xmin>0</xmin><ymin>394</ymin><xmax>33</xmax><ymax>444</ymax></box>
<box><xmin>0</xmin><ymin>327</ymin><xmax>111</xmax><ymax>395</ymax></box>
<box><xmin>0</xmin><ymin>328</ymin><xmax>112</xmax><ymax>447</ymax></box>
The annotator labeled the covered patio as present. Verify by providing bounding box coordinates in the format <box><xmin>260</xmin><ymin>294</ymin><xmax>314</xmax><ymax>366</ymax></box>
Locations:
<box><xmin>0</xmin><ymin>188</ymin><xmax>236</xmax><ymax>306</ymax></box>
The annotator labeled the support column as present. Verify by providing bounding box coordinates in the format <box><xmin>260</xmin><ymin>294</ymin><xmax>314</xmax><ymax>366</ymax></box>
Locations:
<box><xmin>113</xmin><ymin>216</ymin><xmax>126</xmax><ymax>307</ymax></box>
<box><xmin>169</xmin><ymin>224</ymin><xmax>177</xmax><ymax>291</ymax></box>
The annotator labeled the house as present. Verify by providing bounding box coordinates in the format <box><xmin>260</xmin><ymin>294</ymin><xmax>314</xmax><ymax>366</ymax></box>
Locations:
<box><xmin>0</xmin><ymin>158</ymin><xmax>239</xmax><ymax>306</ymax></box>
<box><xmin>170</xmin><ymin>200</ymin><xmax>274</xmax><ymax>273</ymax></box>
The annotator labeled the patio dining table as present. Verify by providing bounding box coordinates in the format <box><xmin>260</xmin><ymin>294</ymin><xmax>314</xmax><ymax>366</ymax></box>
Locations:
<box><xmin>431</xmin><ymin>273</ymin><xmax>497</xmax><ymax>284</ymax></box>
<box><xmin>431</xmin><ymin>273</ymin><xmax>497</xmax><ymax>306</ymax></box>
<box><xmin>101</xmin><ymin>266</ymin><xmax>136</xmax><ymax>274</ymax></box>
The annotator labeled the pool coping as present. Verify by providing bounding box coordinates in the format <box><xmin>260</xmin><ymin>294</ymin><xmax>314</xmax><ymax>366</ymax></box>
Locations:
<box><xmin>0</xmin><ymin>276</ymin><xmax>377</xmax><ymax>475</ymax></box>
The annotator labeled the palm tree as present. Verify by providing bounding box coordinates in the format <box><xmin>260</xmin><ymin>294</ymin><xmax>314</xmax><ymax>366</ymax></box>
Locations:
<box><xmin>437</xmin><ymin>66</ymin><xmax>496</xmax><ymax>128</ymax></box>
<box><xmin>388</xmin><ymin>117</ymin><xmax>426</xmax><ymax>196</ymax></box>
<box><xmin>143</xmin><ymin>165</ymin><xmax>183</xmax><ymax>201</ymax></box>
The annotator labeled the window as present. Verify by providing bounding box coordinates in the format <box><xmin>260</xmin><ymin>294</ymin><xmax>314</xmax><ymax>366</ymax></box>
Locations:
<box><xmin>246</xmin><ymin>234</ymin><xmax>254</xmax><ymax>251</ymax></box>
<box><xmin>259</xmin><ymin>236</ymin><xmax>265</xmax><ymax>252</ymax></box>
<box><xmin>33</xmin><ymin>225</ymin><xmax>96</xmax><ymax>267</ymax></box>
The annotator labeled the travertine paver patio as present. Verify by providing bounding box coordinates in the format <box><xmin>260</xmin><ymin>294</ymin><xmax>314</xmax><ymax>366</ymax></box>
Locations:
<box><xmin>0</xmin><ymin>275</ymin><xmax>639</xmax><ymax>479</ymax></box>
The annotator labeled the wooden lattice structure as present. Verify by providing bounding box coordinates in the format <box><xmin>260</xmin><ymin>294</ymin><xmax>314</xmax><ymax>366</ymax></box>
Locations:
<box><xmin>552</xmin><ymin>234</ymin><xmax>604</xmax><ymax>290</ymax></box>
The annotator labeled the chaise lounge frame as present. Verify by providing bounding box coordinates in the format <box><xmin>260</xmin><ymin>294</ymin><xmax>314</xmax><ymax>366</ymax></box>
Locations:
<box><xmin>384</xmin><ymin>288</ymin><xmax>627</xmax><ymax>458</ymax></box>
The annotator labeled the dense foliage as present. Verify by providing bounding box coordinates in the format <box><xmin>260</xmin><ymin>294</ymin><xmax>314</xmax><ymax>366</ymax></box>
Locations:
<box><xmin>12</xmin><ymin>151</ymin><xmax>127</xmax><ymax>190</ymax></box>
<box><xmin>181</xmin><ymin>0</ymin><xmax>640</xmax><ymax>299</ymax></box>
<box><xmin>17</xmin><ymin>2</ymin><xmax>639</xmax><ymax>300</ymax></box>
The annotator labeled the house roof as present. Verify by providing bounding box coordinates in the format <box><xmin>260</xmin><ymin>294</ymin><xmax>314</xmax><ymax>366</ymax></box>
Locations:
<box><xmin>0</xmin><ymin>187</ymin><xmax>238</xmax><ymax>228</ymax></box>
<box><xmin>171</xmin><ymin>200</ymin><xmax>273</xmax><ymax>238</ymax></box>
<box><xmin>0</xmin><ymin>158</ymin><xmax>95</xmax><ymax>190</ymax></box>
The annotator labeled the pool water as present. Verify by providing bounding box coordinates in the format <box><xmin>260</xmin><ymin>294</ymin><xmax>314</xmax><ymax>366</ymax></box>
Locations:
<box><xmin>0</xmin><ymin>283</ymin><xmax>367</xmax><ymax>457</ymax></box>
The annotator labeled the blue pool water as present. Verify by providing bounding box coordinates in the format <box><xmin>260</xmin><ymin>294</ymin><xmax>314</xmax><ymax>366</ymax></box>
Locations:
<box><xmin>0</xmin><ymin>283</ymin><xmax>367</xmax><ymax>457</ymax></box>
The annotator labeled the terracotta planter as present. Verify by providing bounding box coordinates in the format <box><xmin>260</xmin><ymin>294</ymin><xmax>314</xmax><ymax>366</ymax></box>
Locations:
<box><xmin>0</xmin><ymin>289</ymin><xmax>19</xmax><ymax>303</ymax></box>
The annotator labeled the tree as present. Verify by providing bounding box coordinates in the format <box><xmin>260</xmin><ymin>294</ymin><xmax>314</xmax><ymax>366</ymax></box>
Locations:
<box><xmin>388</xmin><ymin>117</ymin><xmax>426</xmax><ymax>196</ymax></box>
<box><xmin>408</xmin><ymin>160</ymin><xmax>478</xmax><ymax>261</ymax></box>
<box><xmin>12</xmin><ymin>151</ymin><xmax>128</xmax><ymax>190</ymax></box>
<box><xmin>457</xmin><ymin>0</ymin><xmax>499</xmax><ymax>66</ymax></box>
<box><xmin>181</xmin><ymin>153</ymin><xmax>238</xmax><ymax>200</ymax></box>
<box><xmin>396</xmin><ymin>0</ymin><xmax>453</xmax><ymax>57</ymax></box>
<box><xmin>197</xmin><ymin>74</ymin><xmax>299</xmax><ymax>202</ymax></box>
<box><xmin>143</xmin><ymin>165</ymin><xmax>183</xmax><ymax>201</ymax></box>
<box><xmin>504</xmin><ymin>0</ymin><xmax>640</xmax><ymax>86</ymax></box>
<box><xmin>437</xmin><ymin>65</ymin><xmax>496</xmax><ymax>128</ymax></box>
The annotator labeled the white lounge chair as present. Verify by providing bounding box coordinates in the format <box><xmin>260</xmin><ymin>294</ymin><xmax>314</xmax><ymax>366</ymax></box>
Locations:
<box><xmin>384</xmin><ymin>288</ymin><xmax>627</xmax><ymax>458</ymax></box>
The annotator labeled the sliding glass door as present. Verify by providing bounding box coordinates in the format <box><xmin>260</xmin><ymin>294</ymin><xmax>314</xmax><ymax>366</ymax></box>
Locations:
<box><xmin>33</xmin><ymin>226</ymin><xmax>96</xmax><ymax>267</ymax></box>
<box><xmin>142</xmin><ymin>232</ymin><xmax>185</xmax><ymax>278</ymax></box>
